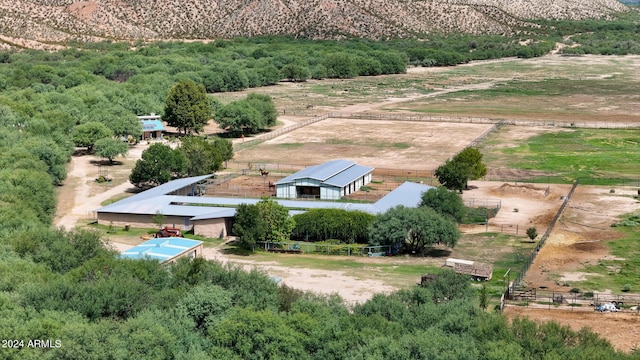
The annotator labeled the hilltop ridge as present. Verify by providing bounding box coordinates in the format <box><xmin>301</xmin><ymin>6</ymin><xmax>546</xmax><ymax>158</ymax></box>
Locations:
<box><xmin>0</xmin><ymin>0</ymin><xmax>629</xmax><ymax>48</ymax></box>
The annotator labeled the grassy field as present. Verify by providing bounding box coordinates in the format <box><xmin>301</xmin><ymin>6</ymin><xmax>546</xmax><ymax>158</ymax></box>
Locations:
<box><xmin>212</xmin><ymin>232</ymin><xmax>535</xmax><ymax>292</ymax></box>
<box><xmin>382</xmin><ymin>57</ymin><xmax>640</xmax><ymax>122</ymax></box>
<box><xmin>483</xmin><ymin>128</ymin><xmax>640</xmax><ymax>182</ymax></box>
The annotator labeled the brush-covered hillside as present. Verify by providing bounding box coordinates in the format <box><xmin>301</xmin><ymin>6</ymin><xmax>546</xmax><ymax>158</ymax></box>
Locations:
<box><xmin>0</xmin><ymin>0</ymin><xmax>630</xmax><ymax>48</ymax></box>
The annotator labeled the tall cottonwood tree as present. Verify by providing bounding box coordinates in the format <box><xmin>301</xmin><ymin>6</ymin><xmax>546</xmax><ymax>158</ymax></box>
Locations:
<box><xmin>163</xmin><ymin>80</ymin><xmax>212</xmax><ymax>135</ymax></box>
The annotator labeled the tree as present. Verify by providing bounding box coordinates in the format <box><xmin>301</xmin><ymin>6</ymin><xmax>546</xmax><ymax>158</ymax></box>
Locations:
<box><xmin>129</xmin><ymin>143</ymin><xmax>187</xmax><ymax>188</ymax></box>
<box><xmin>419</xmin><ymin>186</ymin><xmax>466</xmax><ymax>223</ymax></box>
<box><xmin>221</xmin><ymin>65</ymin><xmax>249</xmax><ymax>91</ymax></box>
<box><xmin>232</xmin><ymin>203</ymin><xmax>267</xmax><ymax>251</ymax></box>
<box><xmin>163</xmin><ymin>80</ymin><xmax>212</xmax><ymax>135</ymax></box>
<box><xmin>212</xmin><ymin>137</ymin><xmax>233</xmax><ymax>168</ymax></box>
<box><xmin>178</xmin><ymin>136</ymin><xmax>222</xmax><ymax>176</ymax></box>
<box><xmin>94</xmin><ymin>138</ymin><xmax>129</xmax><ymax>164</ymax></box>
<box><xmin>246</xmin><ymin>93</ymin><xmax>278</xmax><ymax>128</ymax></box>
<box><xmin>323</xmin><ymin>53</ymin><xmax>358</xmax><ymax>79</ymax></box>
<box><xmin>153</xmin><ymin>211</ymin><xmax>165</xmax><ymax>228</ymax></box>
<box><xmin>215</xmin><ymin>94</ymin><xmax>277</xmax><ymax>134</ymax></box>
<box><xmin>257</xmin><ymin>198</ymin><xmax>295</xmax><ymax>243</ymax></box>
<box><xmin>257</xmin><ymin>63</ymin><xmax>281</xmax><ymax>85</ymax></box>
<box><xmin>453</xmin><ymin>147</ymin><xmax>487</xmax><ymax>186</ymax></box>
<box><xmin>92</xmin><ymin>106</ymin><xmax>142</xmax><ymax>139</ymax></box>
<box><xmin>526</xmin><ymin>227</ymin><xmax>538</xmax><ymax>242</ymax></box>
<box><xmin>71</xmin><ymin>122</ymin><xmax>114</xmax><ymax>152</ymax></box>
<box><xmin>434</xmin><ymin>159</ymin><xmax>469</xmax><ymax>193</ymax></box>
<box><xmin>368</xmin><ymin>206</ymin><xmax>459</xmax><ymax>254</ymax></box>
<box><xmin>215</xmin><ymin>100</ymin><xmax>261</xmax><ymax>134</ymax></box>
<box><xmin>292</xmin><ymin>209</ymin><xmax>375</xmax><ymax>243</ymax></box>
<box><xmin>281</xmin><ymin>64</ymin><xmax>309</xmax><ymax>82</ymax></box>
<box><xmin>233</xmin><ymin>198</ymin><xmax>295</xmax><ymax>250</ymax></box>
<box><xmin>26</xmin><ymin>136</ymin><xmax>71</xmax><ymax>185</ymax></box>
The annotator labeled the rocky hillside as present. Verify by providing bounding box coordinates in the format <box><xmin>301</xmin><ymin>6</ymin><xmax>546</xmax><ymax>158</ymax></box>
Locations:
<box><xmin>0</xmin><ymin>0</ymin><xmax>629</xmax><ymax>47</ymax></box>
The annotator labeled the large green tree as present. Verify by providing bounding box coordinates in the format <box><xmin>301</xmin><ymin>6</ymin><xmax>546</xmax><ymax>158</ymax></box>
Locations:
<box><xmin>419</xmin><ymin>186</ymin><xmax>465</xmax><ymax>223</ymax></box>
<box><xmin>71</xmin><ymin>122</ymin><xmax>113</xmax><ymax>152</ymax></box>
<box><xmin>233</xmin><ymin>198</ymin><xmax>295</xmax><ymax>250</ymax></box>
<box><xmin>215</xmin><ymin>94</ymin><xmax>277</xmax><ymax>134</ymax></box>
<box><xmin>163</xmin><ymin>80</ymin><xmax>212</xmax><ymax>135</ymax></box>
<box><xmin>215</xmin><ymin>100</ymin><xmax>261</xmax><ymax>134</ymax></box>
<box><xmin>368</xmin><ymin>206</ymin><xmax>459</xmax><ymax>254</ymax></box>
<box><xmin>179</xmin><ymin>136</ymin><xmax>223</xmax><ymax>176</ymax></box>
<box><xmin>129</xmin><ymin>143</ymin><xmax>187</xmax><ymax>188</ymax></box>
<box><xmin>92</xmin><ymin>106</ymin><xmax>142</xmax><ymax>139</ymax></box>
<box><xmin>453</xmin><ymin>147</ymin><xmax>487</xmax><ymax>186</ymax></box>
<box><xmin>94</xmin><ymin>138</ymin><xmax>129</xmax><ymax>164</ymax></box>
<box><xmin>212</xmin><ymin>137</ymin><xmax>234</xmax><ymax>168</ymax></box>
<box><xmin>435</xmin><ymin>147</ymin><xmax>487</xmax><ymax>192</ymax></box>
<box><xmin>232</xmin><ymin>203</ymin><xmax>267</xmax><ymax>251</ymax></box>
<box><xmin>434</xmin><ymin>159</ymin><xmax>469</xmax><ymax>193</ymax></box>
<box><xmin>246</xmin><ymin>93</ymin><xmax>278</xmax><ymax>128</ymax></box>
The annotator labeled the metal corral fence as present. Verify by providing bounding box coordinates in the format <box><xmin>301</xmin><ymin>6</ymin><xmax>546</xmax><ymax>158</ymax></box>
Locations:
<box><xmin>258</xmin><ymin>241</ymin><xmax>394</xmax><ymax>257</ymax></box>
<box><xmin>330</xmin><ymin>112</ymin><xmax>497</xmax><ymax>124</ymax></box>
<box><xmin>329</xmin><ymin>112</ymin><xmax>640</xmax><ymax>129</ymax></box>
<box><xmin>507</xmin><ymin>289</ymin><xmax>640</xmax><ymax>313</ymax></box>
<box><xmin>234</xmin><ymin>112</ymin><xmax>640</xmax><ymax>154</ymax></box>
<box><xmin>461</xmin><ymin>223</ymin><xmax>524</xmax><ymax>236</ymax></box>
<box><xmin>485</xmin><ymin>170</ymin><xmax>640</xmax><ymax>187</ymax></box>
<box><xmin>463</xmin><ymin>198</ymin><xmax>501</xmax><ymax>210</ymax></box>
<box><xmin>512</xmin><ymin>180</ymin><xmax>579</xmax><ymax>288</ymax></box>
<box><xmin>233</xmin><ymin>113</ymin><xmax>330</xmax><ymax>152</ymax></box>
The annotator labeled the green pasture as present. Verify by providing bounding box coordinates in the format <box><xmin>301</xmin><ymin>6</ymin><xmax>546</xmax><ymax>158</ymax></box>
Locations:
<box><xmin>484</xmin><ymin>128</ymin><xmax>640</xmax><ymax>181</ymax></box>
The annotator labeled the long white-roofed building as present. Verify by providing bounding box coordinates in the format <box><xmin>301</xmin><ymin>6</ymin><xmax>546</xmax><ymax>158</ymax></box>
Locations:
<box><xmin>274</xmin><ymin>159</ymin><xmax>374</xmax><ymax>200</ymax></box>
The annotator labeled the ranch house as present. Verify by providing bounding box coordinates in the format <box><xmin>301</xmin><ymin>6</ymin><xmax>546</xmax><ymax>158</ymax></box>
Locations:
<box><xmin>137</xmin><ymin>113</ymin><xmax>165</xmax><ymax>140</ymax></box>
<box><xmin>274</xmin><ymin>159</ymin><xmax>373</xmax><ymax>200</ymax></box>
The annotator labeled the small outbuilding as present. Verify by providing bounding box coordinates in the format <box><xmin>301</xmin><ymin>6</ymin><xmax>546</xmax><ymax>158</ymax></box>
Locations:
<box><xmin>121</xmin><ymin>237</ymin><xmax>203</xmax><ymax>264</ymax></box>
<box><xmin>274</xmin><ymin>159</ymin><xmax>373</xmax><ymax>200</ymax></box>
<box><xmin>137</xmin><ymin>113</ymin><xmax>165</xmax><ymax>140</ymax></box>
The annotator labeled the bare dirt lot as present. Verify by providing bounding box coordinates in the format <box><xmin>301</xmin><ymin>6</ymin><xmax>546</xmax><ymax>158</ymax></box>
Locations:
<box><xmin>524</xmin><ymin>185</ymin><xmax>639</xmax><ymax>292</ymax></box>
<box><xmin>233</xmin><ymin>119</ymin><xmax>494</xmax><ymax>169</ymax></box>
<box><xmin>504</xmin><ymin>307</ymin><xmax>640</xmax><ymax>352</ymax></box>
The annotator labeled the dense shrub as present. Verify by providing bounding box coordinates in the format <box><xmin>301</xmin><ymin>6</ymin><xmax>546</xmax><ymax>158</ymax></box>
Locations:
<box><xmin>292</xmin><ymin>209</ymin><xmax>375</xmax><ymax>243</ymax></box>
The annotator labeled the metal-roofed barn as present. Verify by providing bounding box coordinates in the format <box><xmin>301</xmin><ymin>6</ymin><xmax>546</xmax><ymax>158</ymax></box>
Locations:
<box><xmin>274</xmin><ymin>160</ymin><xmax>373</xmax><ymax>200</ymax></box>
<box><xmin>95</xmin><ymin>173</ymin><xmax>435</xmax><ymax>238</ymax></box>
